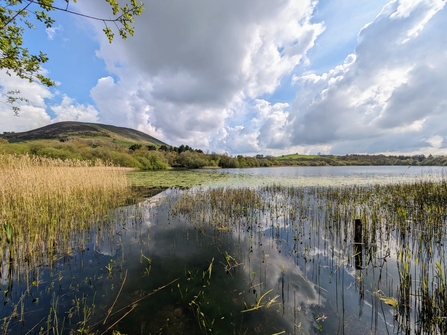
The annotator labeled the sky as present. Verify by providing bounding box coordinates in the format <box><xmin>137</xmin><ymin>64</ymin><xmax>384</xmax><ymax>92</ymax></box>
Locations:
<box><xmin>1</xmin><ymin>0</ymin><xmax>447</xmax><ymax>156</ymax></box>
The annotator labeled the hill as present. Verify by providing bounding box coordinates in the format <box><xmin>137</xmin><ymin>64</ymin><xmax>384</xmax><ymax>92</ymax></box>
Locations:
<box><xmin>1</xmin><ymin>122</ymin><xmax>447</xmax><ymax>170</ymax></box>
<box><xmin>0</xmin><ymin>121</ymin><xmax>167</xmax><ymax>146</ymax></box>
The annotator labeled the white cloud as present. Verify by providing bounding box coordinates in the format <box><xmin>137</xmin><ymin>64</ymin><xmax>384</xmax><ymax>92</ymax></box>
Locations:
<box><xmin>0</xmin><ymin>70</ymin><xmax>52</xmax><ymax>107</ymax></box>
<box><xmin>51</xmin><ymin>95</ymin><xmax>99</xmax><ymax>122</ymax></box>
<box><xmin>77</xmin><ymin>0</ymin><xmax>447</xmax><ymax>155</ymax></box>
<box><xmin>74</xmin><ymin>0</ymin><xmax>324</xmax><ymax>151</ymax></box>
<box><xmin>7</xmin><ymin>0</ymin><xmax>446</xmax><ymax>157</ymax></box>
<box><xmin>285</xmin><ymin>0</ymin><xmax>447</xmax><ymax>155</ymax></box>
<box><xmin>45</xmin><ymin>25</ymin><xmax>63</xmax><ymax>40</ymax></box>
<box><xmin>208</xmin><ymin>100</ymin><xmax>291</xmax><ymax>155</ymax></box>
<box><xmin>211</xmin><ymin>126</ymin><xmax>260</xmax><ymax>155</ymax></box>
<box><xmin>0</xmin><ymin>71</ymin><xmax>98</xmax><ymax>134</ymax></box>
<box><xmin>0</xmin><ymin>71</ymin><xmax>52</xmax><ymax>132</ymax></box>
<box><xmin>389</xmin><ymin>0</ymin><xmax>446</xmax><ymax>43</ymax></box>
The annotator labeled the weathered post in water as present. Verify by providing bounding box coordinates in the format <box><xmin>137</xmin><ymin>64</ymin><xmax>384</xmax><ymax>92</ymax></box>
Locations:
<box><xmin>354</xmin><ymin>219</ymin><xmax>363</xmax><ymax>270</ymax></box>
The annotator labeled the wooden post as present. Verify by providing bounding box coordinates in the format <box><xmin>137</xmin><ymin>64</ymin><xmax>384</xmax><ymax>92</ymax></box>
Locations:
<box><xmin>354</xmin><ymin>219</ymin><xmax>363</xmax><ymax>270</ymax></box>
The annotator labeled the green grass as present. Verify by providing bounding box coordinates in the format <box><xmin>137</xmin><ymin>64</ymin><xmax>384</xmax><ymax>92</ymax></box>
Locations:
<box><xmin>276</xmin><ymin>154</ymin><xmax>321</xmax><ymax>160</ymax></box>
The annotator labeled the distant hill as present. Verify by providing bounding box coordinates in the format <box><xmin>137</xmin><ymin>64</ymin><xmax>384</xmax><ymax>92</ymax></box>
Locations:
<box><xmin>0</xmin><ymin>121</ymin><xmax>167</xmax><ymax>146</ymax></box>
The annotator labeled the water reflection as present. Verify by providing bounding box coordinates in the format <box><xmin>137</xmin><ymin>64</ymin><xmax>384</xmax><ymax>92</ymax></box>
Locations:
<box><xmin>2</xmin><ymin>174</ymin><xmax>447</xmax><ymax>334</ymax></box>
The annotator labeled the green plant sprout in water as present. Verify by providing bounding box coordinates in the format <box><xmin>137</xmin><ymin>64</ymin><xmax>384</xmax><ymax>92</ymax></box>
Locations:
<box><xmin>106</xmin><ymin>259</ymin><xmax>115</xmax><ymax>277</ymax></box>
<box><xmin>140</xmin><ymin>253</ymin><xmax>152</xmax><ymax>276</ymax></box>
<box><xmin>376</xmin><ymin>290</ymin><xmax>398</xmax><ymax>310</ymax></box>
<box><xmin>241</xmin><ymin>288</ymin><xmax>280</xmax><ymax>313</ymax></box>
<box><xmin>221</xmin><ymin>252</ymin><xmax>241</xmax><ymax>276</ymax></box>
<box><xmin>202</xmin><ymin>257</ymin><xmax>214</xmax><ymax>280</ymax></box>
<box><xmin>189</xmin><ymin>293</ymin><xmax>215</xmax><ymax>335</ymax></box>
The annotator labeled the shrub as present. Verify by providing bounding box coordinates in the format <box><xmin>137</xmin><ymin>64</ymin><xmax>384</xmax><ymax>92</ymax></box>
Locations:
<box><xmin>176</xmin><ymin>151</ymin><xmax>208</xmax><ymax>169</ymax></box>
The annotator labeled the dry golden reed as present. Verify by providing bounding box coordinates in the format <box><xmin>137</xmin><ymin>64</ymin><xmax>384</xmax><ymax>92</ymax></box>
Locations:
<box><xmin>0</xmin><ymin>154</ymin><xmax>131</xmax><ymax>280</ymax></box>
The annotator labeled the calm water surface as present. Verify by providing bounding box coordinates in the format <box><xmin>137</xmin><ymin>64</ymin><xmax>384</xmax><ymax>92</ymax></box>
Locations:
<box><xmin>197</xmin><ymin>165</ymin><xmax>445</xmax><ymax>187</ymax></box>
<box><xmin>1</xmin><ymin>166</ymin><xmax>446</xmax><ymax>334</ymax></box>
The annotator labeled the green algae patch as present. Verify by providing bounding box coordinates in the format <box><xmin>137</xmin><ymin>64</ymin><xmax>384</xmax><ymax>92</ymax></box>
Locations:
<box><xmin>126</xmin><ymin>169</ymin><xmax>233</xmax><ymax>188</ymax></box>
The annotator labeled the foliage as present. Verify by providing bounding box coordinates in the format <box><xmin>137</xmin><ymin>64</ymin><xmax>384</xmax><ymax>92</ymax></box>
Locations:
<box><xmin>129</xmin><ymin>143</ymin><xmax>142</xmax><ymax>151</ymax></box>
<box><xmin>175</xmin><ymin>151</ymin><xmax>207</xmax><ymax>169</ymax></box>
<box><xmin>1</xmin><ymin>123</ymin><xmax>447</xmax><ymax>170</ymax></box>
<box><xmin>0</xmin><ymin>0</ymin><xmax>144</xmax><ymax>113</ymax></box>
<box><xmin>277</xmin><ymin>153</ymin><xmax>447</xmax><ymax>167</ymax></box>
<box><xmin>2</xmin><ymin>136</ymin><xmax>447</xmax><ymax>171</ymax></box>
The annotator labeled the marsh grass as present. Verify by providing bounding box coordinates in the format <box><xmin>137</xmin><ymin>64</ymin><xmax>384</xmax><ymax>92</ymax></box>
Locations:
<box><xmin>170</xmin><ymin>176</ymin><xmax>447</xmax><ymax>334</ymax></box>
<box><xmin>0</xmin><ymin>154</ymin><xmax>131</xmax><ymax>284</ymax></box>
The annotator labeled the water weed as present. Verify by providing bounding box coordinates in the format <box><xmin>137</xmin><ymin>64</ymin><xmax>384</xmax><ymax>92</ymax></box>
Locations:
<box><xmin>170</xmin><ymin>175</ymin><xmax>447</xmax><ymax>334</ymax></box>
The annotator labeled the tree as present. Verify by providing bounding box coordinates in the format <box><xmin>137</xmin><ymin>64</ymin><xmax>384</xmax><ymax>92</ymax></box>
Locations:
<box><xmin>129</xmin><ymin>143</ymin><xmax>142</xmax><ymax>151</ymax></box>
<box><xmin>0</xmin><ymin>0</ymin><xmax>144</xmax><ymax>114</ymax></box>
<box><xmin>146</xmin><ymin>145</ymin><xmax>157</xmax><ymax>151</ymax></box>
<box><xmin>158</xmin><ymin>144</ymin><xmax>168</xmax><ymax>152</ymax></box>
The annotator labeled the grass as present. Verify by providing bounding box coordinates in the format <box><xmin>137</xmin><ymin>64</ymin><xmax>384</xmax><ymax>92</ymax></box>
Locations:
<box><xmin>0</xmin><ymin>154</ymin><xmax>131</xmax><ymax>283</ymax></box>
<box><xmin>170</xmin><ymin>175</ymin><xmax>447</xmax><ymax>334</ymax></box>
<box><xmin>276</xmin><ymin>154</ymin><xmax>321</xmax><ymax>160</ymax></box>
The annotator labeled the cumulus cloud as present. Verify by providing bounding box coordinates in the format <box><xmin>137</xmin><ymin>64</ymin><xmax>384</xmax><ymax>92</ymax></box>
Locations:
<box><xmin>82</xmin><ymin>0</ymin><xmax>447</xmax><ymax>156</ymax></box>
<box><xmin>75</xmin><ymin>0</ymin><xmax>324</xmax><ymax>150</ymax></box>
<box><xmin>209</xmin><ymin>100</ymin><xmax>294</xmax><ymax>155</ymax></box>
<box><xmin>51</xmin><ymin>95</ymin><xmax>99</xmax><ymax>122</ymax></box>
<box><xmin>5</xmin><ymin>0</ymin><xmax>446</xmax><ymax>156</ymax></box>
<box><xmin>287</xmin><ymin>0</ymin><xmax>447</xmax><ymax>155</ymax></box>
<box><xmin>0</xmin><ymin>71</ymin><xmax>98</xmax><ymax>134</ymax></box>
<box><xmin>0</xmin><ymin>71</ymin><xmax>52</xmax><ymax>132</ymax></box>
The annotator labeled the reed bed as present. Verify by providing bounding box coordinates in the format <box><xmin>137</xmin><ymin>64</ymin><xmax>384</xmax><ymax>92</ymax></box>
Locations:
<box><xmin>171</xmin><ymin>177</ymin><xmax>447</xmax><ymax>334</ymax></box>
<box><xmin>0</xmin><ymin>154</ymin><xmax>131</xmax><ymax>284</ymax></box>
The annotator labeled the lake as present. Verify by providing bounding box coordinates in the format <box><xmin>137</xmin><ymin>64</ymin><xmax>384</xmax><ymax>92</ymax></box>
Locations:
<box><xmin>2</xmin><ymin>166</ymin><xmax>446</xmax><ymax>334</ymax></box>
<box><xmin>199</xmin><ymin>165</ymin><xmax>445</xmax><ymax>186</ymax></box>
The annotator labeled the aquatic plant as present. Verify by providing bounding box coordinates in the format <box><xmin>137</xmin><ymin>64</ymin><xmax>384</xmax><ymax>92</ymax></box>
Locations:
<box><xmin>170</xmin><ymin>175</ymin><xmax>447</xmax><ymax>334</ymax></box>
<box><xmin>0</xmin><ymin>154</ymin><xmax>130</xmax><ymax>285</ymax></box>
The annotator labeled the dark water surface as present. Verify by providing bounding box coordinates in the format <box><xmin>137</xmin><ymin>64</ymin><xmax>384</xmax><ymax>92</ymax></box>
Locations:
<box><xmin>2</xmin><ymin>166</ymin><xmax>446</xmax><ymax>334</ymax></box>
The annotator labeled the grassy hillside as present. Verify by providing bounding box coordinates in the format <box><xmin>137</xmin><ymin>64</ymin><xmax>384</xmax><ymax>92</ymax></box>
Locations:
<box><xmin>1</xmin><ymin>121</ymin><xmax>167</xmax><ymax>146</ymax></box>
<box><xmin>0</xmin><ymin>122</ymin><xmax>171</xmax><ymax>170</ymax></box>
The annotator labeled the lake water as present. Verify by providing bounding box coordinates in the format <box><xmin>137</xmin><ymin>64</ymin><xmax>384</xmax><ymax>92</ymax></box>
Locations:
<box><xmin>128</xmin><ymin>165</ymin><xmax>445</xmax><ymax>189</ymax></box>
<box><xmin>2</xmin><ymin>166</ymin><xmax>446</xmax><ymax>334</ymax></box>
<box><xmin>198</xmin><ymin>165</ymin><xmax>445</xmax><ymax>187</ymax></box>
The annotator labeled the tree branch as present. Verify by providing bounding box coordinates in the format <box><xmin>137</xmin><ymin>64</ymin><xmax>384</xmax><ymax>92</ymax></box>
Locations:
<box><xmin>24</xmin><ymin>0</ymin><xmax>130</xmax><ymax>23</ymax></box>
<box><xmin>1</xmin><ymin>2</ymin><xmax>33</xmax><ymax>28</ymax></box>
<box><xmin>1</xmin><ymin>0</ymin><xmax>136</xmax><ymax>30</ymax></box>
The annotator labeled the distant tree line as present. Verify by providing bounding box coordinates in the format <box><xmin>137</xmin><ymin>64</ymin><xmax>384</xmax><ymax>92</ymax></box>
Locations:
<box><xmin>1</xmin><ymin>137</ymin><xmax>447</xmax><ymax>169</ymax></box>
<box><xmin>297</xmin><ymin>154</ymin><xmax>447</xmax><ymax>167</ymax></box>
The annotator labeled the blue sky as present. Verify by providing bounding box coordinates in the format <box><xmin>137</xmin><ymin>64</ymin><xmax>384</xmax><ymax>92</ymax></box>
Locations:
<box><xmin>1</xmin><ymin>0</ymin><xmax>446</xmax><ymax>156</ymax></box>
